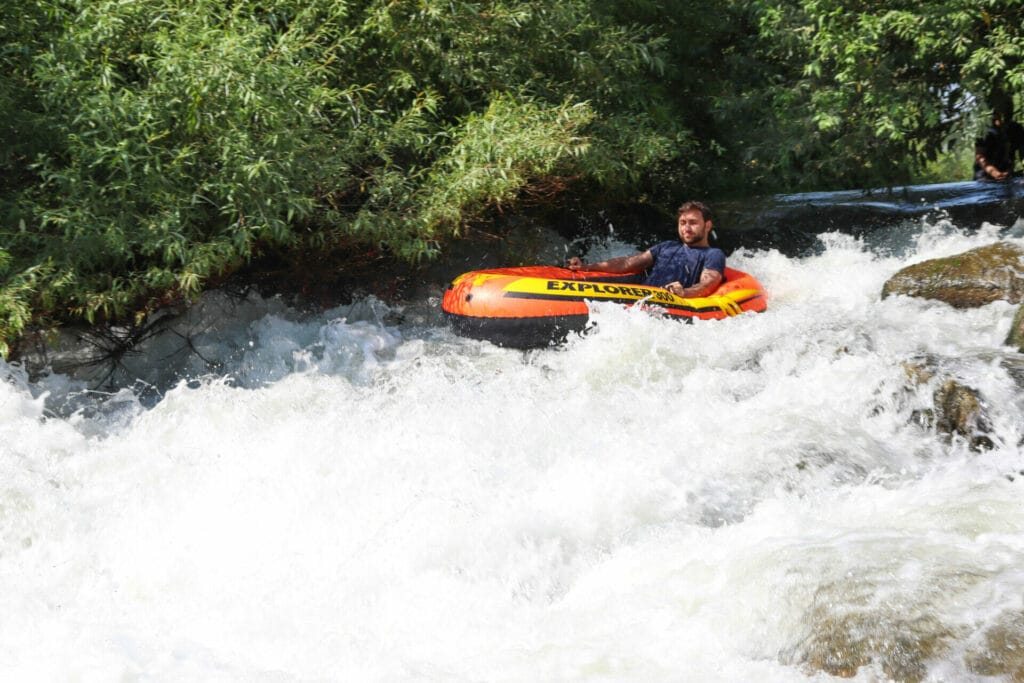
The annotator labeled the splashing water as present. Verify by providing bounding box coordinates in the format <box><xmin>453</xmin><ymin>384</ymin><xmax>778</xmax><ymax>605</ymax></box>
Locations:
<box><xmin>3</xmin><ymin>219</ymin><xmax>1024</xmax><ymax>681</ymax></box>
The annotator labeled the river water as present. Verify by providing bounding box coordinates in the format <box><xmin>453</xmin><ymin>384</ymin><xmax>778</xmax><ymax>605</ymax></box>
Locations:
<box><xmin>4</xmin><ymin>213</ymin><xmax>1024</xmax><ymax>681</ymax></box>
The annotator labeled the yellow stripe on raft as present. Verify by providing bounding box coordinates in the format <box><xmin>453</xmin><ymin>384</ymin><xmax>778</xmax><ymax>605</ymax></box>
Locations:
<box><xmin>501</xmin><ymin>277</ymin><xmax>759</xmax><ymax>315</ymax></box>
<box><xmin>694</xmin><ymin>290</ymin><xmax>761</xmax><ymax>316</ymax></box>
<box><xmin>501</xmin><ymin>278</ymin><xmax>679</xmax><ymax>304</ymax></box>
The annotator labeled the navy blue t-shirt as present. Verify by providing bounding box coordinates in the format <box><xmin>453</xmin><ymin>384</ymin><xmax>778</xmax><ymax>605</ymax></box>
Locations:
<box><xmin>644</xmin><ymin>242</ymin><xmax>726</xmax><ymax>288</ymax></box>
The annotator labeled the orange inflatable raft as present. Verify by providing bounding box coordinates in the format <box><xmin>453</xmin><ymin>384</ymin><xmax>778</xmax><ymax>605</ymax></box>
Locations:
<box><xmin>442</xmin><ymin>265</ymin><xmax>768</xmax><ymax>347</ymax></box>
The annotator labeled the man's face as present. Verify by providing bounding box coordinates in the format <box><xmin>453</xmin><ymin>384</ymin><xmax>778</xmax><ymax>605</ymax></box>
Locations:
<box><xmin>677</xmin><ymin>209</ymin><xmax>711</xmax><ymax>246</ymax></box>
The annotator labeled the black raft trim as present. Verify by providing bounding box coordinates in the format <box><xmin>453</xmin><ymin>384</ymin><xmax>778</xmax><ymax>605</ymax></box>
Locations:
<box><xmin>445</xmin><ymin>291</ymin><xmax>766</xmax><ymax>347</ymax></box>
<box><xmin>444</xmin><ymin>312</ymin><xmax>590</xmax><ymax>349</ymax></box>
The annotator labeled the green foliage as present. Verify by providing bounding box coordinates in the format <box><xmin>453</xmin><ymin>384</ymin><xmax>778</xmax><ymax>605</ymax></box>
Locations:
<box><xmin>2</xmin><ymin>0</ymin><xmax>1024</xmax><ymax>355</ymax></box>
<box><xmin>1</xmin><ymin>0</ymin><xmax>353</xmax><ymax>351</ymax></box>
<box><xmin>917</xmin><ymin>146</ymin><xmax>976</xmax><ymax>185</ymax></box>
<box><xmin>0</xmin><ymin>255</ymin><xmax>53</xmax><ymax>359</ymax></box>
<box><xmin>0</xmin><ymin>0</ymin><xmax>683</xmax><ymax>355</ymax></box>
<box><xmin>720</xmin><ymin>0</ymin><xmax>1024</xmax><ymax>190</ymax></box>
<box><xmin>31</xmin><ymin>0</ymin><xmax>338</xmax><ymax>297</ymax></box>
<box><xmin>415</xmin><ymin>94</ymin><xmax>594</xmax><ymax>249</ymax></box>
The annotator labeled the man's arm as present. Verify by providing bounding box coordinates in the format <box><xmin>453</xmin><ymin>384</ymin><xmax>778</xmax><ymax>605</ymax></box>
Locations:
<box><xmin>976</xmin><ymin>149</ymin><xmax>1009</xmax><ymax>180</ymax></box>
<box><xmin>664</xmin><ymin>268</ymin><xmax>723</xmax><ymax>298</ymax></box>
<box><xmin>567</xmin><ymin>250</ymin><xmax>654</xmax><ymax>274</ymax></box>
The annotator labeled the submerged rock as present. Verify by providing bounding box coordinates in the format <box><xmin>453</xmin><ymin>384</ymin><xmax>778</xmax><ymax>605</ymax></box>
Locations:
<box><xmin>794</xmin><ymin>589</ymin><xmax>953</xmax><ymax>681</ymax></box>
<box><xmin>881</xmin><ymin>242</ymin><xmax>1024</xmax><ymax>308</ymax></box>
<box><xmin>902</xmin><ymin>359</ymin><xmax>995</xmax><ymax>452</ymax></box>
<box><xmin>797</xmin><ymin>596</ymin><xmax>1024</xmax><ymax>681</ymax></box>
<box><xmin>964</xmin><ymin>610</ymin><xmax>1024</xmax><ymax>680</ymax></box>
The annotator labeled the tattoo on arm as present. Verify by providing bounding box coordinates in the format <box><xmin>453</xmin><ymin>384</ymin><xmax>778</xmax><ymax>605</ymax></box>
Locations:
<box><xmin>684</xmin><ymin>269</ymin><xmax>722</xmax><ymax>296</ymax></box>
<box><xmin>699</xmin><ymin>269</ymin><xmax>721</xmax><ymax>287</ymax></box>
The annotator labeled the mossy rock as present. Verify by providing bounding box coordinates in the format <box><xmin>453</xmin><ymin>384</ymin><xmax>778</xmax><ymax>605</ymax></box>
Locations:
<box><xmin>882</xmin><ymin>242</ymin><xmax>1024</xmax><ymax>308</ymax></box>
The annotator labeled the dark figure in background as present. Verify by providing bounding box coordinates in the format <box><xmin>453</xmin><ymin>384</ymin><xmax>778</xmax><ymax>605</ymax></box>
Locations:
<box><xmin>974</xmin><ymin>109</ymin><xmax>1024</xmax><ymax>181</ymax></box>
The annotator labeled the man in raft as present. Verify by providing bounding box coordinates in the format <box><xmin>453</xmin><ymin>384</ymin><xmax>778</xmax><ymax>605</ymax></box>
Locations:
<box><xmin>566</xmin><ymin>200</ymin><xmax>725</xmax><ymax>298</ymax></box>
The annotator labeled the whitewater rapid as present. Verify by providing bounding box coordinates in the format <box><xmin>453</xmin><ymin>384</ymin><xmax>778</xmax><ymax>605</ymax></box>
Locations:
<box><xmin>4</xmin><ymin>218</ymin><xmax>1024</xmax><ymax>681</ymax></box>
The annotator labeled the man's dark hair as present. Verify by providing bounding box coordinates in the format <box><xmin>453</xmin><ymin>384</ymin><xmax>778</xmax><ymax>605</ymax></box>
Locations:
<box><xmin>677</xmin><ymin>200</ymin><xmax>712</xmax><ymax>222</ymax></box>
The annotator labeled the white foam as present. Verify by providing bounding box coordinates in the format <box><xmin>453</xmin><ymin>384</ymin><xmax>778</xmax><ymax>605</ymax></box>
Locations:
<box><xmin>3</xmin><ymin>221</ymin><xmax>1024</xmax><ymax>680</ymax></box>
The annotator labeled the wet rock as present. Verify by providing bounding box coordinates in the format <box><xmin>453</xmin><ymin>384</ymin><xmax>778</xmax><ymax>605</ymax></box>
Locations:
<box><xmin>796</xmin><ymin>603</ymin><xmax>953</xmax><ymax>681</ymax></box>
<box><xmin>933</xmin><ymin>379</ymin><xmax>995</xmax><ymax>451</ymax></box>
<box><xmin>1006</xmin><ymin>304</ymin><xmax>1024</xmax><ymax>352</ymax></box>
<box><xmin>902</xmin><ymin>359</ymin><xmax>995</xmax><ymax>452</ymax></box>
<box><xmin>881</xmin><ymin>242</ymin><xmax>1024</xmax><ymax>308</ymax></box>
<box><xmin>999</xmin><ymin>355</ymin><xmax>1024</xmax><ymax>390</ymax></box>
<box><xmin>901</xmin><ymin>359</ymin><xmax>936</xmax><ymax>385</ymax></box>
<box><xmin>964</xmin><ymin>610</ymin><xmax>1024</xmax><ymax>679</ymax></box>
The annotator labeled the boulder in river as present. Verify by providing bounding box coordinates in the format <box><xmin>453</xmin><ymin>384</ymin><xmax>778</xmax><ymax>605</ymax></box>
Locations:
<box><xmin>881</xmin><ymin>242</ymin><xmax>1024</xmax><ymax>308</ymax></box>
